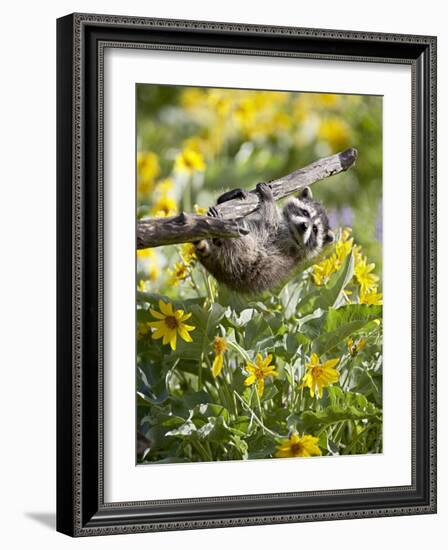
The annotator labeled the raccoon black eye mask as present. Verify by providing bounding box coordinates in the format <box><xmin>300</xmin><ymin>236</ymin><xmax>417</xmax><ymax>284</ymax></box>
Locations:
<box><xmin>195</xmin><ymin>184</ymin><xmax>334</xmax><ymax>294</ymax></box>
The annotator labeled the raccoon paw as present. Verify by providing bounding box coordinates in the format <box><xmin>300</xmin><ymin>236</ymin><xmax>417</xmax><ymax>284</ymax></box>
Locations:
<box><xmin>216</xmin><ymin>188</ymin><xmax>249</xmax><ymax>204</ymax></box>
<box><xmin>256</xmin><ymin>182</ymin><xmax>274</xmax><ymax>201</ymax></box>
<box><xmin>207</xmin><ymin>206</ymin><xmax>220</xmax><ymax>218</ymax></box>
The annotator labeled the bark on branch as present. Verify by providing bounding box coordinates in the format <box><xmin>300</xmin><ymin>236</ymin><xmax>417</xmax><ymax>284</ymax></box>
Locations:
<box><xmin>137</xmin><ymin>147</ymin><xmax>358</xmax><ymax>249</ymax></box>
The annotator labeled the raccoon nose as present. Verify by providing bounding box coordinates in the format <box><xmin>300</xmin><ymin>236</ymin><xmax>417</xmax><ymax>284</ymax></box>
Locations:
<box><xmin>298</xmin><ymin>222</ymin><xmax>308</xmax><ymax>233</ymax></box>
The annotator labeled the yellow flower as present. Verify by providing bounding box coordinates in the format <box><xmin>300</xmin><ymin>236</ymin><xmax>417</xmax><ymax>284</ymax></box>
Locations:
<box><xmin>181</xmin><ymin>88</ymin><xmax>206</xmax><ymax>109</ymax></box>
<box><xmin>301</xmin><ymin>353</ymin><xmax>340</xmax><ymax>398</ymax></box>
<box><xmin>137</xmin><ymin>279</ymin><xmax>146</xmax><ymax>292</ymax></box>
<box><xmin>275</xmin><ymin>433</ymin><xmax>322</xmax><ymax>458</ymax></box>
<box><xmin>360</xmin><ymin>288</ymin><xmax>383</xmax><ymax>305</ymax></box>
<box><xmin>312</xmin><ymin>257</ymin><xmax>337</xmax><ymax>287</ymax></box>
<box><xmin>155</xmin><ymin>178</ymin><xmax>174</xmax><ymax>195</ymax></box>
<box><xmin>150</xmin><ymin>194</ymin><xmax>178</xmax><ymax>218</ymax></box>
<box><xmin>347</xmin><ymin>337</ymin><xmax>366</xmax><ymax>356</ymax></box>
<box><xmin>318</xmin><ymin>117</ymin><xmax>351</xmax><ymax>151</ymax></box>
<box><xmin>315</xmin><ymin>93</ymin><xmax>340</xmax><ymax>108</ymax></box>
<box><xmin>244</xmin><ymin>353</ymin><xmax>278</xmax><ymax>396</ymax></box>
<box><xmin>137</xmin><ymin>151</ymin><xmax>160</xmax><ymax>186</ymax></box>
<box><xmin>148</xmin><ymin>300</ymin><xmax>195</xmax><ymax>351</ymax></box>
<box><xmin>194</xmin><ymin>204</ymin><xmax>208</xmax><ymax>216</ymax></box>
<box><xmin>234</xmin><ymin>98</ymin><xmax>256</xmax><ymax>126</ymax></box>
<box><xmin>206</xmin><ymin>90</ymin><xmax>232</xmax><ymax>118</ymax></box>
<box><xmin>137</xmin><ymin>249</ymin><xmax>159</xmax><ymax>282</ymax></box>
<box><xmin>334</xmin><ymin>235</ymin><xmax>353</xmax><ymax>267</ymax></box>
<box><xmin>355</xmin><ymin>257</ymin><xmax>379</xmax><ymax>294</ymax></box>
<box><xmin>175</xmin><ymin>147</ymin><xmax>205</xmax><ymax>174</ymax></box>
<box><xmin>312</xmin><ymin>227</ymin><xmax>352</xmax><ymax>286</ymax></box>
<box><xmin>137</xmin><ymin>248</ymin><xmax>155</xmax><ymax>260</ymax></box>
<box><xmin>180</xmin><ymin>243</ymin><xmax>197</xmax><ymax>265</ymax></box>
<box><xmin>211</xmin><ymin>336</ymin><xmax>228</xmax><ymax>378</ymax></box>
<box><xmin>147</xmin><ymin>264</ymin><xmax>159</xmax><ymax>282</ymax></box>
<box><xmin>168</xmin><ymin>261</ymin><xmax>189</xmax><ymax>286</ymax></box>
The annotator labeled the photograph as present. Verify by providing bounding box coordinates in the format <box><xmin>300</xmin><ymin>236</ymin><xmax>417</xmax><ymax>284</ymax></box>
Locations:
<box><xmin>135</xmin><ymin>84</ymin><xmax>383</xmax><ymax>464</ymax></box>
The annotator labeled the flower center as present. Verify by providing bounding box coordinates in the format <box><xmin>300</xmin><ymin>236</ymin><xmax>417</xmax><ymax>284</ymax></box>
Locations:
<box><xmin>165</xmin><ymin>316</ymin><xmax>179</xmax><ymax>330</ymax></box>
<box><xmin>213</xmin><ymin>337</ymin><xmax>227</xmax><ymax>355</ymax></box>
<box><xmin>290</xmin><ymin>442</ymin><xmax>304</xmax><ymax>456</ymax></box>
<box><xmin>313</xmin><ymin>367</ymin><xmax>323</xmax><ymax>379</ymax></box>
<box><xmin>255</xmin><ymin>368</ymin><xmax>265</xmax><ymax>379</ymax></box>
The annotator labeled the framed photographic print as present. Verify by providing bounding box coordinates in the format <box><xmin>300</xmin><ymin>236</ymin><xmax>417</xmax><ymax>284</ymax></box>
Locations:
<box><xmin>56</xmin><ymin>13</ymin><xmax>437</xmax><ymax>536</ymax></box>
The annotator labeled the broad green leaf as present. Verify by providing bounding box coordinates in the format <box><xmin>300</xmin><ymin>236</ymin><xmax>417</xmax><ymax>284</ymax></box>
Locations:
<box><xmin>280</xmin><ymin>280</ymin><xmax>304</xmax><ymax>319</ymax></box>
<box><xmin>165</xmin><ymin>420</ymin><xmax>197</xmax><ymax>438</ymax></box>
<box><xmin>193</xmin><ymin>403</ymin><xmax>230</xmax><ymax>423</ymax></box>
<box><xmin>298</xmin><ymin>404</ymin><xmax>381</xmax><ymax>431</ymax></box>
<box><xmin>312</xmin><ymin>304</ymin><xmax>382</xmax><ymax>355</ymax></box>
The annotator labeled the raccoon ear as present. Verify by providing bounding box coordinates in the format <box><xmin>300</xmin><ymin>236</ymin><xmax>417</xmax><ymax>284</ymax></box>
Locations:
<box><xmin>299</xmin><ymin>187</ymin><xmax>313</xmax><ymax>200</ymax></box>
<box><xmin>325</xmin><ymin>230</ymin><xmax>335</xmax><ymax>244</ymax></box>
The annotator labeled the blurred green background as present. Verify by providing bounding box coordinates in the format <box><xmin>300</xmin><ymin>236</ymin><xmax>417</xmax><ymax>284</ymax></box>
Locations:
<box><xmin>136</xmin><ymin>85</ymin><xmax>382</xmax><ymax>292</ymax></box>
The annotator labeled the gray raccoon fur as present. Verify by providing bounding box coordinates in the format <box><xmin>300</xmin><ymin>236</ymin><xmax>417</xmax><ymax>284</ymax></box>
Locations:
<box><xmin>195</xmin><ymin>183</ymin><xmax>334</xmax><ymax>294</ymax></box>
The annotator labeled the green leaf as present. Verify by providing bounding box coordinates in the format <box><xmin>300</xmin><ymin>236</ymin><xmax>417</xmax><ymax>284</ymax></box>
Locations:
<box><xmin>280</xmin><ymin>280</ymin><xmax>304</xmax><ymax>319</ymax></box>
<box><xmin>137</xmin><ymin>363</ymin><xmax>171</xmax><ymax>405</ymax></box>
<box><xmin>193</xmin><ymin>403</ymin><xmax>230</xmax><ymax>423</ymax></box>
<box><xmin>298</xmin><ymin>404</ymin><xmax>381</xmax><ymax>431</ymax></box>
<box><xmin>165</xmin><ymin>420</ymin><xmax>197</xmax><ymax>438</ymax></box>
<box><xmin>312</xmin><ymin>304</ymin><xmax>382</xmax><ymax>355</ymax></box>
<box><xmin>172</xmin><ymin>302</ymin><xmax>226</xmax><ymax>360</ymax></box>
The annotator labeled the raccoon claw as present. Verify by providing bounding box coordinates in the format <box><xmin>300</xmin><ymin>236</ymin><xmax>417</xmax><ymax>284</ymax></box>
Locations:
<box><xmin>216</xmin><ymin>188</ymin><xmax>248</xmax><ymax>204</ymax></box>
<box><xmin>256</xmin><ymin>182</ymin><xmax>274</xmax><ymax>201</ymax></box>
<box><xmin>207</xmin><ymin>206</ymin><xmax>220</xmax><ymax>218</ymax></box>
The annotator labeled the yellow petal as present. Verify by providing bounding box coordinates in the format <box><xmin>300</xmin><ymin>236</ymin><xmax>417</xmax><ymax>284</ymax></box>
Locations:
<box><xmin>174</xmin><ymin>309</ymin><xmax>185</xmax><ymax>320</ymax></box>
<box><xmin>212</xmin><ymin>354</ymin><xmax>223</xmax><ymax>378</ymax></box>
<box><xmin>310</xmin><ymin>353</ymin><xmax>320</xmax><ymax>365</ymax></box>
<box><xmin>263</xmin><ymin>354</ymin><xmax>273</xmax><ymax>367</ymax></box>
<box><xmin>257</xmin><ymin>378</ymin><xmax>265</xmax><ymax>396</ymax></box>
<box><xmin>147</xmin><ymin>320</ymin><xmax>165</xmax><ymax>329</ymax></box>
<box><xmin>323</xmin><ymin>358</ymin><xmax>339</xmax><ymax>369</ymax></box>
<box><xmin>275</xmin><ymin>448</ymin><xmax>293</xmax><ymax>458</ymax></box>
<box><xmin>244</xmin><ymin>374</ymin><xmax>256</xmax><ymax>386</ymax></box>
<box><xmin>151</xmin><ymin>329</ymin><xmax>165</xmax><ymax>340</ymax></box>
<box><xmin>181</xmin><ymin>323</ymin><xmax>196</xmax><ymax>332</ymax></box>
<box><xmin>255</xmin><ymin>353</ymin><xmax>263</xmax><ymax>365</ymax></box>
<box><xmin>150</xmin><ymin>308</ymin><xmax>165</xmax><ymax>320</ymax></box>
<box><xmin>179</xmin><ymin>311</ymin><xmax>192</xmax><ymax>322</ymax></box>
<box><xmin>178</xmin><ymin>326</ymin><xmax>193</xmax><ymax>343</ymax></box>
<box><xmin>245</xmin><ymin>364</ymin><xmax>256</xmax><ymax>375</ymax></box>
<box><xmin>169</xmin><ymin>333</ymin><xmax>177</xmax><ymax>350</ymax></box>
<box><xmin>159</xmin><ymin>300</ymin><xmax>173</xmax><ymax>316</ymax></box>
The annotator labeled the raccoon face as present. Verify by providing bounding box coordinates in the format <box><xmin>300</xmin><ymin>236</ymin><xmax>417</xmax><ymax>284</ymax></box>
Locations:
<box><xmin>283</xmin><ymin>187</ymin><xmax>334</xmax><ymax>252</ymax></box>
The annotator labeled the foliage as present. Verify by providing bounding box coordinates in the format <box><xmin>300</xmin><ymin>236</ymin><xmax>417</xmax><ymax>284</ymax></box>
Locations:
<box><xmin>136</xmin><ymin>85</ymin><xmax>383</xmax><ymax>463</ymax></box>
<box><xmin>137</xmin><ymin>243</ymin><xmax>382</xmax><ymax>463</ymax></box>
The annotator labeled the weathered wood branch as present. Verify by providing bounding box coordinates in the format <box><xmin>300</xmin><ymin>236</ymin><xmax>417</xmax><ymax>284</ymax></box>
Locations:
<box><xmin>137</xmin><ymin>147</ymin><xmax>358</xmax><ymax>249</ymax></box>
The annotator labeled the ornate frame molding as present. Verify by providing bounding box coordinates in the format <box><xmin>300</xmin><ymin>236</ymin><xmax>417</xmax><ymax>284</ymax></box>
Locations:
<box><xmin>56</xmin><ymin>13</ymin><xmax>437</xmax><ymax>536</ymax></box>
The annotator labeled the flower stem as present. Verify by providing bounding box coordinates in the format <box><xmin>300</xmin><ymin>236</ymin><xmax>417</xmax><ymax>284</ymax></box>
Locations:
<box><xmin>198</xmin><ymin>352</ymin><xmax>204</xmax><ymax>391</ymax></box>
<box><xmin>233</xmin><ymin>390</ymin><xmax>280</xmax><ymax>438</ymax></box>
<box><xmin>227</xmin><ymin>340</ymin><xmax>251</xmax><ymax>363</ymax></box>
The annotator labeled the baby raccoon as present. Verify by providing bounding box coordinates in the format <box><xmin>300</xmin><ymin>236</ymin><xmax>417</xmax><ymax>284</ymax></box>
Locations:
<box><xmin>195</xmin><ymin>183</ymin><xmax>335</xmax><ymax>294</ymax></box>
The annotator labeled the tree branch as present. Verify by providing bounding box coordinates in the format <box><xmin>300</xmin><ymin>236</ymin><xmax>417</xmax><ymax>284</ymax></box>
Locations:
<box><xmin>137</xmin><ymin>147</ymin><xmax>358</xmax><ymax>249</ymax></box>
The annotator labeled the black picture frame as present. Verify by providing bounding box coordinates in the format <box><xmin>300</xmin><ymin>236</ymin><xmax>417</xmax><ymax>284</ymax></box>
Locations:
<box><xmin>57</xmin><ymin>13</ymin><xmax>437</xmax><ymax>537</ymax></box>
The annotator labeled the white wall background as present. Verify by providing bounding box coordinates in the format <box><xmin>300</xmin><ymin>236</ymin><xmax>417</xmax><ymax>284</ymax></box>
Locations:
<box><xmin>0</xmin><ymin>0</ymin><xmax>444</xmax><ymax>547</ymax></box>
